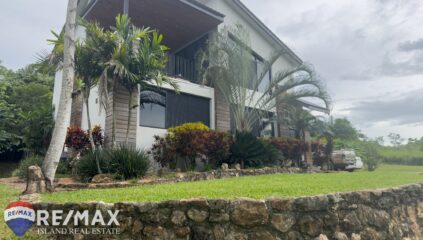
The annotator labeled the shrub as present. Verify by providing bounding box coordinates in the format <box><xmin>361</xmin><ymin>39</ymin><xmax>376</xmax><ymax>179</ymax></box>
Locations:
<box><xmin>108</xmin><ymin>146</ymin><xmax>150</xmax><ymax>180</ymax></box>
<box><xmin>168</xmin><ymin>122</ymin><xmax>209</xmax><ymax>135</ymax></box>
<box><xmin>13</xmin><ymin>155</ymin><xmax>43</xmax><ymax>179</ymax></box>
<box><xmin>65</xmin><ymin>126</ymin><xmax>104</xmax><ymax>152</ymax></box>
<box><xmin>65</xmin><ymin>126</ymin><xmax>89</xmax><ymax>151</ymax></box>
<box><xmin>202</xmin><ymin>131</ymin><xmax>233</xmax><ymax>167</ymax></box>
<box><xmin>77</xmin><ymin>149</ymin><xmax>110</xmax><ymax>182</ymax></box>
<box><xmin>260</xmin><ymin>139</ymin><xmax>285</xmax><ymax>166</ymax></box>
<box><xmin>270</xmin><ymin>137</ymin><xmax>307</xmax><ymax>162</ymax></box>
<box><xmin>356</xmin><ymin>142</ymin><xmax>381</xmax><ymax>171</ymax></box>
<box><xmin>229</xmin><ymin>132</ymin><xmax>281</xmax><ymax>168</ymax></box>
<box><xmin>151</xmin><ymin>123</ymin><xmax>231</xmax><ymax>170</ymax></box>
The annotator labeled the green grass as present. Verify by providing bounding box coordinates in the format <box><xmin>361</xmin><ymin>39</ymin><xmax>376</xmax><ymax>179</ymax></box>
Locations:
<box><xmin>0</xmin><ymin>184</ymin><xmax>44</xmax><ymax>239</ymax></box>
<box><xmin>43</xmin><ymin>165</ymin><xmax>423</xmax><ymax>203</ymax></box>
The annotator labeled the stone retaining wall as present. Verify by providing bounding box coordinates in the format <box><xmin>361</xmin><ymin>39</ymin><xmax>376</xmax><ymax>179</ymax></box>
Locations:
<box><xmin>33</xmin><ymin>183</ymin><xmax>423</xmax><ymax>239</ymax></box>
<box><xmin>56</xmin><ymin>167</ymin><xmax>305</xmax><ymax>190</ymax></box>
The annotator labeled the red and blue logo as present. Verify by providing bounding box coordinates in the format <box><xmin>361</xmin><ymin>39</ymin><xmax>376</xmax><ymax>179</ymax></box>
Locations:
<box><xmin>4</xmin><ymin>201</ymin><xmax>35</xmax><ymax>237</ymax></box>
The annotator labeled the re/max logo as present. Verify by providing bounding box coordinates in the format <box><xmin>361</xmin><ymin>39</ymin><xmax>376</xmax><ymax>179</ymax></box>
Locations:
<box><xmin>36</xmin><ymin>210</ymin><xmax>120</xmax><ymax>226</ymax></box>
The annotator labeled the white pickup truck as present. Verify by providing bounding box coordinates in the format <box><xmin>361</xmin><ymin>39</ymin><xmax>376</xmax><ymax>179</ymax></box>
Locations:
<box><xmin>331</xmin><ymin>149</ymin><xmax>364</xmax><ymax>171</ymax></box>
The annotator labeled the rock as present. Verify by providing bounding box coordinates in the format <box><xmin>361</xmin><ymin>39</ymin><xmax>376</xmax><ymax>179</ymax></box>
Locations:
<box><xmin>234</xmin><ymin>163</ymin><xmax>241</xmax><ymax>171</ymax></box>
<box><xmin>287</xmin><ymin>231</ymin><xmax>304</xmax><ymax>240</ymax></box>
<box><xmin>91</xmin><ymin>174</ymin><xmax>114</xmax><ymax>184</ymax></box>
<box><xmin>249</xmin><ymin>231</ymin><xmax>276</xmax><ymax>240</ymax></box>
<box><xmin>192</xmin><ymin>226</ymin><xmax>213</xmax><ymax>240</ymax></box>
<box><xmin>187</xmin><ymin>208</ymin><xmax>209</xmax><ymax>222</ymax></box>
<box><xmin>171</xmin><ymin>210</ymin><xmax>187</xmax><ymax>226</ymax></box>
<box><xmin>221</xmin><ymin>163</ymin><xmax>229</xmax><ymax>171</ymax></box>
<box><xmin>174</xmin><ymin>227</ymin><xmax>191</xmax><ymax>237</ymax></box>
<box><xmin>231</xmin><ymin>198</ymin><xmax>269</xmax><ymax>227</ymax></box>
<box><xmin>334</xmin><ymin>232</ymin><xmax>349</xmax><ymax>240</ymax></box>
<box><xmin>351</xmin><ymin>233</ymin><xmax>361</xmax><ymax>240</ymax></box>
<box><xmin>298</xmin><ymin>215</ymin><xmax>323</xmax><ymax>237</ymax></box>
<box><xmin>267</xmin><ymin>198</ymin><xmax>294</xmax><ymax>212</ymax></box>
<box><xmin>143</xmin><ymin>226</ymin><xmax>167</xmax><ymax>239</ymax></box>
<box><xmin>315</xmin><ymin>234</ymin><xmax>329</xmax><ymax>240</ymax></box>
<box><xmin>213</xmin><ymin>225</ymin><xmax>225</xmax><ymax>239</ymax></box>
<box><xmin>23</xmin><ymin>165</ymin><xmax>46</xmax><ymax>194</ymax></box>
<box><xmin>271</xmin><ymin>213</ymin><xmax>296</xmax><ymax>233</ymax></box>
<box><xmin>132</xmin><ymin>219</ymin><xmax>143</xmax><ymax>234</ymax></box>
<box><xmin>209</xmin><ymin>212</ymin><xmax>230</xmax><ymax>222</ymax></box>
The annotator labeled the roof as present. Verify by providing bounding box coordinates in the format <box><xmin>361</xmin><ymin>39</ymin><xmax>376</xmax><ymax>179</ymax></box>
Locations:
<box><xmin>227</xmin><ymin>0</ymin><xmax>303</xmax><ymax>65</ymax></box>
<box><xmin>77</xmin><ymin>0</ymin><xmax>225</xmax><ymax>21</ymax></box>
<box><xmin>297</xmin><ymin>99</ymin><xmax>330</xmax><ymax>114</ymax></box>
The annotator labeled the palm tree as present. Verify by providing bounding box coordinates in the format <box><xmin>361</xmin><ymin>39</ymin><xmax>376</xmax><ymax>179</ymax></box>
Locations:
<box><xmin>42</xmin><ymin>0</ymin><xmax>78</xmax><ymax>191</ymax></box>
<box><xmin>102</xmin><ymin>15</ymin><xmax>178</xmax><ymax>145</ymax></box>
<box><xmin>197</xmin><ymin>25</ymin><xmax>330</xmax><ymax>134</ymax></box>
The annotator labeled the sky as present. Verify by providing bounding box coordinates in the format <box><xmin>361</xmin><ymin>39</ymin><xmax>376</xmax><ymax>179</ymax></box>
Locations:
<box><xmin>0</xmin><ymin>0</ymin><xmax>422</xmax><ymax>140</ymax></box>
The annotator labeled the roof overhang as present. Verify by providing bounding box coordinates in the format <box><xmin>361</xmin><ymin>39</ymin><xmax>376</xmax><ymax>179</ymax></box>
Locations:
<box><xmin>78</xmin><ymin>0</ymin><xmax>225</xmax><ymax>51</ymax></box>
<box><xmin>297</xmin><ymin>99</ymin><xmax>330</xmax><ymax>114</ymax></box>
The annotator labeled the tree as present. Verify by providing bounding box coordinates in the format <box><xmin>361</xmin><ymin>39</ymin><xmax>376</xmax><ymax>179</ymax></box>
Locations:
<box><xmin>42</xmin><ymin>0</ymin><xmax>78</xmax><ymax>191</ymax></box>
<box><xmin>283</xmin><ymin>108</ymin><xmax>316</xmax><ymax>142</ymax></box>
<box><xmin>331</xmin><ymin>118</ymin><xmax>359</xmax><ymax>140</ymax></box>
<box><xmin>388</xmin><ymin>133</ymin><xmax>403</xmax><ymax>147</ymax></box>
<box><xmin>104</xmin><ymin>15</ymin><xmax>178</xmax><ymax>145</ymax></box>
<box><xmin>197</xmin><ymin>25</ymin><xmax>330</xmax><ymax>133</ymax></box>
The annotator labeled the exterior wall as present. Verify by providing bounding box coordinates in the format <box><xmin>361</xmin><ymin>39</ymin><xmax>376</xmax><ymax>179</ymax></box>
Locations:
<box><xmin>214</xmin><ymin>88</ymin><xmax>231</xmax><ymax>132</ymax></box>
<box><xmin>80</xmin><ymin>86</ymin><xmax>106</xmax><ymax>130</ymax></box>
<box><xmin>34</xmin><ymin>183</ymin><xmax>423</xmax><ymax>239</ymax></box>
<box><xmin>203</xmin><ymin>0</ymin><xmax>300</xmax><ymax>74</ymax></box>
<box><xmin>136</xmin><ymin>78</ymin><xmax>215</xmax><ymax>150</ymax></box>
<box><xmin>104</xmin><ymin>84</ymin><xmax>138</xmax><ymax>147</ymax></box>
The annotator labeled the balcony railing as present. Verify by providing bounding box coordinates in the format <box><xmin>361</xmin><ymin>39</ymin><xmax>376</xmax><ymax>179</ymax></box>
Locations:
<box><xmin>165</xmin><ymin>55</ymin><xmax>196</xmax><ymax>82</ymax></box>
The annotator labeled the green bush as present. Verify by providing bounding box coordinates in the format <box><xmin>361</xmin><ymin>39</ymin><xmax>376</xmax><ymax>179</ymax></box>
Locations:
<box><xmin>108</xmin><ymin>146</ymin><xmax>150</xmax><ymax>180</ymax></box>
<box><xmin>229</xmin><ymin>132</ymin><xmax>282</xmax><ymax>168</ymax></box>
<box><xmin>77</xmin><ymin>150</ymin><xmax>110</xmax><ymax>182</ymax></box>
<box><xmin>13</xmin><ymin>155</ymin><xmax>43</xmax><ymax>179</ymax></box>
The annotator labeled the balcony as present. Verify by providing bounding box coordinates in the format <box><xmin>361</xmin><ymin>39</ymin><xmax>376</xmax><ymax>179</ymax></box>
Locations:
<box><xmin>165</xmin><ymin>55</ymin><xmax>196</xmax><ymax>82</ymax></box>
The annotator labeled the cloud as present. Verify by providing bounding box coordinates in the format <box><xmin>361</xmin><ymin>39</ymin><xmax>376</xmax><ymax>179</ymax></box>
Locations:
<box><xmin>398</xmin><ymin>39</ymin><xmax>423</xmax><ymax>52</ymax></box>
<box><xmin>344</xmin><ymin>88</ymin><xmax>423</xmax><ymax>126</ymax></box>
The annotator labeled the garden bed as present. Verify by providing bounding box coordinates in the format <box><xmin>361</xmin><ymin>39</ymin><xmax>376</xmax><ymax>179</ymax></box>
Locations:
<box><xmin>42</xmin><ymin>165</ymin><xmax>423</xmax><ymax>203</ymax></box>
<box><xmin>56</xmin><ymin>166</ymin><xmax>306</xmax><ymax>190</ymax></box>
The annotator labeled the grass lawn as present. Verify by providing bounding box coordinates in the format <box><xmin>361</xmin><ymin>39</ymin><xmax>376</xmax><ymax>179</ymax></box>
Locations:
<box><xmin>43</xmin><ymin>165</ymin><xmax>423</xmax><ymax>203</ymax></box>
<box><xmin>0</xmin><ymin>184</ymin><xmax>44</xmax><ymax>239</ymax></box>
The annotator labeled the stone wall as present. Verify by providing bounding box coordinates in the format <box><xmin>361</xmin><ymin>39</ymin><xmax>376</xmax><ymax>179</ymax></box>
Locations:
<box><xmin>33</xmin><ymin>183</ymin><xmax>423</xmax><ymax>239</ymax></box>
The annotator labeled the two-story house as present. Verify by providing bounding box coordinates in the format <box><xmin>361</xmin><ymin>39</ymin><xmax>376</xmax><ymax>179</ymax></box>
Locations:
<box><xmin>52</xmin><ymin>0</ymin><xmax>327</xmax><ymax>150</ymax></box>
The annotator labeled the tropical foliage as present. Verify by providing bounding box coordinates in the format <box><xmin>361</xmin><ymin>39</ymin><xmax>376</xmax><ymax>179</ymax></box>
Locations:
<box><xmin>151</xmin><ymin>123</ymin><xmax>232</xmax><ymax>170</ymax></box>
<box><xmin>196</xmin><ymin>25</ymin><xmax>330</xmax><ymax>133</ymax></box>
<box><xmin>0</xmin><ymin>64</ymin><xmax>54</xmax><ymax>158</ymax></box>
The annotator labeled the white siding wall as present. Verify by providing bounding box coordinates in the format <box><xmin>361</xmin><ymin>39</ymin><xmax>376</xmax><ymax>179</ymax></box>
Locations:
<box><xmin>80</xmin><ymin>86</ymin><xmax>106</xmax><ymax>130</ymax></box>
<box><xmin>203</xmin><ymin>0</ymin><xmax>300</xmax><ymax>73</ymax></box>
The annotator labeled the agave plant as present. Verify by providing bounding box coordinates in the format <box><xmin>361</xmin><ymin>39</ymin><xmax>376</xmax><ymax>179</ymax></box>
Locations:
<box><xmin>197</xmin><ymin>25</ymin><xmax>331</xmax><ymax>134</ymax></box>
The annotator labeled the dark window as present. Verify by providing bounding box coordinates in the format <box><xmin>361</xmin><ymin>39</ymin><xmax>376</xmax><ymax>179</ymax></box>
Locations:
<box><xmin>139</xmin><ymin>90</ymin><xmax>166</xmax><ymax>129</ymax></box>
<box><xmin>140</xmin><ymin>89</ymin><xmax>210</xmax><ymax>129</ymax></box>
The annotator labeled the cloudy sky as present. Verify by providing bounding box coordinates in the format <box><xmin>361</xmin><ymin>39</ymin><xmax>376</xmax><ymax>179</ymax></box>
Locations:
<box><xmin>0</xmin><ymin>0</ymin><xmax>422</xmax><ymax>140</ymax></box>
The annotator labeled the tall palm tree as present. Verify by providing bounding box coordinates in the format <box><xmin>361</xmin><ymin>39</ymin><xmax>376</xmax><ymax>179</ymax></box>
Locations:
<box><xmin>197</xmin><ymin>25</ymin><xmax>330</xmax><ymax>134</ymax></box>
<box><xmin>42</xmin><ymin>0</ymin><xmax>78</xmax><ymax>191</ymax></box>
<box><xmin>102</xmin><ymin>15</ymin><xmax>178</xmax><ymax>145</ymax></box>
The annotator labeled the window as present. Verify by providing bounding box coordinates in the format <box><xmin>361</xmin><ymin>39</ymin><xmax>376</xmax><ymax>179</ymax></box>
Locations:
<box><xmin>139</xmin><ymin>90</ymin><xmax>166</xmax><ymax>129</ymax></box>
<box><xmin>249</xmin><ymin>54</ymin><xmax>271</xmax><ymax>93</ymax></box>
<box><xmin>139</xmin><ymin>89</ymin><xmax>210</xmax><ymax>129</ymax></box>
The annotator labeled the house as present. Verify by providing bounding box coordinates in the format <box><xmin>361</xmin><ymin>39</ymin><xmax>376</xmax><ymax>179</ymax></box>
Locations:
<box><xmin>52</xmin><ymin>0</ymin><xmax>326</xmax><ymax>150</ymax></box>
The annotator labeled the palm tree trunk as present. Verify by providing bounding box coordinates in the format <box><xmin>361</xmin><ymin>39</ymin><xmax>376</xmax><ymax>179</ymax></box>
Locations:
<box><xmin>125</xmin><ymin>88</ymin><xmax>133</xmax><ymax>145</ymax></box>
<box><xmin>42</xmin><ymin>0</ymin><xmax>77</xmax><ymax>192</ymax></box>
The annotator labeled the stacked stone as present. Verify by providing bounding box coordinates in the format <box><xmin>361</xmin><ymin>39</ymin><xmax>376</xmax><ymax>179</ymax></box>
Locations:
<box><xmin>34</xmin><ymin>183</ymin><xmax>423</xmax><ymax>239</ymax></box>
